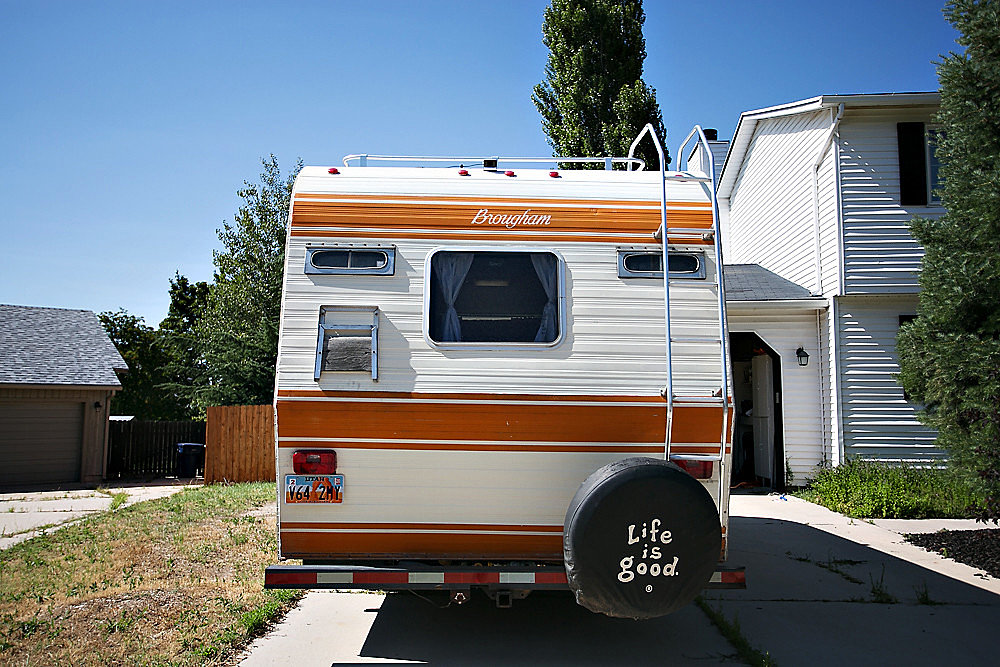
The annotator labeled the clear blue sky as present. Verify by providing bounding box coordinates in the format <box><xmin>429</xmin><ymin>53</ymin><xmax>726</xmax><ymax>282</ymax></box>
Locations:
<box><xmin>0</xmin><ymin>1</ymin><xmax>958</xmax><ymax>326</ymax></box>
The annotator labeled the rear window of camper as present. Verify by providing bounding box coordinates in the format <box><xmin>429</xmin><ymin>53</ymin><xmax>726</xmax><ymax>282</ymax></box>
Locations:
<box><xmin>427</xmin><ymin>250</ymin><xmax>560</xmax><ymax>345</ymax></box>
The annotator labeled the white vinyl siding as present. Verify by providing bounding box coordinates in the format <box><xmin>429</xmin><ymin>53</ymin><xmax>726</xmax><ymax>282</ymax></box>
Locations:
<box><xmin>837</xmin><ymin>108</ymin><xmax>944</xmax><ymax>294</ymax></box>
<box><xmin>728</xmin><ymin>309</ymin><xmax>825</xmax><ymax>483</ymax></box>
<box><xmin>837</xmin><ymin>295</ymin><xmax>940</xmax><ymax>462</ymax></box>
<box><xmin>727</xmin><ymin>110</ymin><xmax>832</xmax><ymax>294</ymax></box>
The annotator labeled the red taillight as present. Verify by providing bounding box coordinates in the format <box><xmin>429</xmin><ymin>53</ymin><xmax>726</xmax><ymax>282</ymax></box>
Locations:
<box><xmin>674</xmin><ymin>460</ymin><xmax>713</xmax><ymax>479</ymax></box>
<box><xmin>328</xmin><ymin>167</ymin><xmax>340</xmax><ymax>175</ymax></box>
<box><xmin>293</xmin><ymin>450</ymin><xmax>337</xmax><ymax>475</ymax></box>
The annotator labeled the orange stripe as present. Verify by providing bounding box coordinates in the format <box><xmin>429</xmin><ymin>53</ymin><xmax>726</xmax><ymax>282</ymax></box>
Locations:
<box><xmin>277</xmin><ymin>440</ymin><xmax>664</xmax><ymax>453</ymax></box>
<box><xmin>276</xmin><ymin>399</ymin><xmax>729</xmax><ymax>445</ymax></box>
<box><xmin>289</xmin><ymin>229</ymin><xmax>711</xmax><ymax>245</ymax></box>
<box><xmin>289</xmin><ymin>201</ymin><xmax>712</xmax><ymax>234</ymax></box>
<box><xmin>279</xmin><ymin>531</ymin><xmax>562</xmax><ymax>560</ymax></box>
<box><xmin>280</xmin><ymin>522</ymin><xmax>562</xmax><ymax>532</ymax></box>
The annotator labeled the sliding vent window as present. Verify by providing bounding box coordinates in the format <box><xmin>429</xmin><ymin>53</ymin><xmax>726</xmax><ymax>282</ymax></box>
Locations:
<box><xmin>428</xmin><ymin>251</ymin><xmax>560</xmax><ymax>344</ymax></box>
<box><xmin>306</xmin><ymin>246</ymin><xmax>395</xmax><ymax>275</ymax></box>
<box><xmin>617</xmin><ymin>249</ymin><xmax>706</xmax><ymax>279</ymax></box>
<box><xmin>314</xmin><ymin>306</ymin><xmax>379</xmax><ymax>381</ymax></box>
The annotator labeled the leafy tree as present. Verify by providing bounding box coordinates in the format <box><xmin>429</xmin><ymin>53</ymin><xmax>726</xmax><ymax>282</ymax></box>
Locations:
<box><xmin>158</xmin><ymin>272</ymin><xmax>210</xmax><ymax>418</ymax></box>
<box><xmin>99</xmin><ymin>309</ymin><xmax>172</xmax><ymax>419</ymax></box>
<box><xmin>532</xmin><ymin>0</ymin><xmax>668</xmax><ymax>169</ymax></box>
<box><xmin>897</xmin><ymin>0</ymin><xmax>1000</xmax><ymax>520</ymax></box>
<box><xmin>194</xmin><ymin>155</ymin><xmax>301</xmax><ymax>409</ymax></box>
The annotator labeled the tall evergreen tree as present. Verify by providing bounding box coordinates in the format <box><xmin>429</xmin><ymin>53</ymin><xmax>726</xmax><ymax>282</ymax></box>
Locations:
<box><xmin>532</xmin><ymin>0</ymin><xmax>668</xmax><ymax>169</ymax></box>
<box><xmin>194</xmin><ymin>155</ymin><xmax>301</xmax><ymax>409</ymax></box>
<box><xmin>897</xmin><ymin>0</ymin><xmax>1000</xmax><ymax>520</ymax></box>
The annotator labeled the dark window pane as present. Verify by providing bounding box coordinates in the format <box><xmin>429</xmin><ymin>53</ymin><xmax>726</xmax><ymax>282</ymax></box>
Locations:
<box><xmin>668</xmin><ymin>254</ymin><xmax>700</xmax><ymax>274</ymax></box>
<box><xmin>898</xmin><ymin>122</ymin><xmax>928</xmax><ymax>206</ymax></box>
<box><xmin>623</xmin><ymin>253</ymin><xmax>662</xmax><ymax>273</ymax></box>
<box><xmin>349</xmin><ymin>251</ymin><xmax>387</xmax><ymax>269</ymax></box>
<box><xmin>311</xmin><ymin>250</ymin><xmax>350</xmax><ymax>268</ymax></box>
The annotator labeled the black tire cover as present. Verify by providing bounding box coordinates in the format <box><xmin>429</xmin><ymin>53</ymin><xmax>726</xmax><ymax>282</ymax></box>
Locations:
<box><xmin>563</xmin><ymin>457</ymin><xmax>721</xmax><ymax>619</ymax></box>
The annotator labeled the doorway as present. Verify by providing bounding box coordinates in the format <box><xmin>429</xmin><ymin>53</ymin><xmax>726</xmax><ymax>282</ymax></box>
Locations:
<box><xmin>729</xmin><ymin>332</ymin><xmax>784</xmax><ymax>489</ymax></box>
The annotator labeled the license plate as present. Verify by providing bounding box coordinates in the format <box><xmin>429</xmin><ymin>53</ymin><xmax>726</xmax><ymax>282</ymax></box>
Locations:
<box><xmin>284</xmin><ymin>474</ymin><xmax>344</xmax><ymax>504</ymax></box>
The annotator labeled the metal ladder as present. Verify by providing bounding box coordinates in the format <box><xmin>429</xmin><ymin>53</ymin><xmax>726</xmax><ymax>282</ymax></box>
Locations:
<box><xmin>628</xmin><ymin>124</ymin><xmax>733</xmax><ymax>508</ymax></box>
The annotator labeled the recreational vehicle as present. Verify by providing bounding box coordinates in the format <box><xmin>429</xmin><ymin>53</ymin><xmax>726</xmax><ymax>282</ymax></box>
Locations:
<box><xmin>264</xmin><ymin>127</ymin><xmax>744</xmax><ymax>619</ymax></box>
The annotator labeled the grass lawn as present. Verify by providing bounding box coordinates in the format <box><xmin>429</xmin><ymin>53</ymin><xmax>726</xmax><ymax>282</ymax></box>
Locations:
<box><xmin>0</xmin><ymin>482</ymin><xmax>299</xmax><ymax>666</ymax></box>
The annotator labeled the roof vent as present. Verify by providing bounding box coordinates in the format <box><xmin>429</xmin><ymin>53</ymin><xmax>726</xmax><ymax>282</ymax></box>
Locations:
<box><xmin>483</xmin><ymin>157</ymin><xmax>499</xmax><ymax>172</ymax></box>
<box><xmin>704</xmin><ymin>129</ymin><xmax>718</xmax><ymax>141</ymax></box>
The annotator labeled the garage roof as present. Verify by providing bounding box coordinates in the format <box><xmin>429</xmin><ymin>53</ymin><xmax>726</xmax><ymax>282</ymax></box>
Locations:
<box><xmin>724</xmin><ymin>264</ymin><xmax>820</xmax><ymax>302</ymax></box>
<box><xmin>0</xmin><ymin>305</ymin><xmax>126</xmax><ymax>387</ymax></box>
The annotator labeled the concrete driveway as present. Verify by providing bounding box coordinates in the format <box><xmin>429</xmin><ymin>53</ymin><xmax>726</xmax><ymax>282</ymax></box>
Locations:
<box><xmin>0</xmin><ymin>480</ymin><xmax>196</xmax><ymax>549</ymax></box>
<box><xmin>240</xmin><ymin>494</ymin><xmax>1000</xmax><ymax>666</ymax></box>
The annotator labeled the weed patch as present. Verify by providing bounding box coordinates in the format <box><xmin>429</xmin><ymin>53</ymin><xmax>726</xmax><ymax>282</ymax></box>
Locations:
<box><xmin>695</xmin><ymin>597</ymin><xmax>776</xmax><ymax>666</ymax></box>
<box><xmin>795</xmin><ymin>460</ymin><xmax>985</xmax><ymax>519</ymax></box>
<box><xmin>0</xmin><ymin>482</ymin><xmax>300</xmax><ymax>666</ymax></box>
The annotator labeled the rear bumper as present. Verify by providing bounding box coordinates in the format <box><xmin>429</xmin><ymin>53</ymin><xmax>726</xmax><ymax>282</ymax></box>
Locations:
<box><xmin>265</xmin><ymin>563</ymin><xmax>746</xmax><ymax>591</ymax></box>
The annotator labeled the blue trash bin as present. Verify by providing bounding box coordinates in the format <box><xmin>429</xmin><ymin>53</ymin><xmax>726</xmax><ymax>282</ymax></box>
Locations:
<box><xmin>176</xmin><ymin>442</ymin><xmax>206</xmax><ymax>478</ymax></box>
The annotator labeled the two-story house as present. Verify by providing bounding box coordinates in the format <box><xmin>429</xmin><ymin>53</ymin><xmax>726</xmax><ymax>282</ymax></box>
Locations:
<box><xmin>706</xmin><ymin>93</ymin><xmax>943</xmax><ymax>487</ymax></box>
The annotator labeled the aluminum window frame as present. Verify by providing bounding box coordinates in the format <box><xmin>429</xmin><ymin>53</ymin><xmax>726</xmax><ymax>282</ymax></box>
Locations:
<box><xmin>617</xmin><ymin>247</ymin><xmax>706</xmax><ymax>280</ymax></box>
<box><xmin>314</xmin><ymin>305</ymin><xmax>379</xmax><ymax>381</ymax></box>
<box><xmin>422</xmin><ymin>246</ymin><xmax>566</xmax><ymax>351</ymax></box>
<box><xmin>305</xmin><ymin>245</ymin><xmax>396</xmax><ymax>276</ymax></box>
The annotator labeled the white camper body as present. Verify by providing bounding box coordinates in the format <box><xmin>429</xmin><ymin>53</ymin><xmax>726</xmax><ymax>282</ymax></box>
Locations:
<box><xmin>267</xmin><ymin>130</ymin><xmax>742</xmax><ymax>616</ymax></box>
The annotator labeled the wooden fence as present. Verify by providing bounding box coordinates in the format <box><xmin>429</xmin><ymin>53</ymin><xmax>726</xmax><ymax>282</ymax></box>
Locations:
<box><xmin>205</xmin><ymin>404</ymin><xmax>275</xmax><ymax>484</ymax></box>
<box><xmin>106</xmin><ymin>420</ymin><xmax>206</xmax><ymax>479</ymax></box>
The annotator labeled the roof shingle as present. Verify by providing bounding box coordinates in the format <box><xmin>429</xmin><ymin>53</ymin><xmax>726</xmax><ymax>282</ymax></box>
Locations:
<box><xmin>0</xmin><ymin>305</ymin><xmax>126</xmax><ymax>387</ymax></box>
<box><xmin>723</xmin><ymin>264</ymin><xmax>815</xmax><ymax>301</ymax></box>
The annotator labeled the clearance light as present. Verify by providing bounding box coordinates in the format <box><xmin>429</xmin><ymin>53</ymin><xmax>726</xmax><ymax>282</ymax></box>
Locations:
<box><xmin>458</xmin><ymin>169</ymin><xmax>470</xmax><ymax>176</ymax></box>
<box><xmin>549</xmin><ymin>171</ymin><xmax>560</xmax><ymax>178</ymax></box>
<box><xmin>675</xmin><ymin>460</ymin><xmax>713</xmax><ymax>479</ymax></box>
<box><xmin>504</xmin><ymin>170</ymin><xmax>515</xmax><ymax>177</ymax></box>
<box><xmin>293</xmin><ymin>450</ymin><xmax>338</xmax><ymax>475</ymax></box>
<box><xmin>328</xmin><ymin>167</ymin><xmax>340</xmax><ymax>175</ymax></box>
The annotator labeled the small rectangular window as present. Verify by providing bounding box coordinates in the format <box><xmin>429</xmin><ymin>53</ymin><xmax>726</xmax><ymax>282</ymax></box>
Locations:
<box><xmin>315</xmin><ymin>306</ymin><xmax>378</xmax><ymax>381</ymax></box>
<box><xmin>617</xmin><ymin>248</ymin><xmax>706</xmax><ymax>279</ymax></box>
<box><xmin>426</xmin><ymin>250</ymin><xmax>561</xmax><ymax>345</ymax></box>
<box><xmin>305</xmin><ymin>246</ymin><xmax>395</xmax><ymax>275</ymax></box>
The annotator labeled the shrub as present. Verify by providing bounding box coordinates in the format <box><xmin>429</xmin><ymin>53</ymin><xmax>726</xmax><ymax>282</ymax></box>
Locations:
<box><xmin>801</xmin><ymin>459</ymin><xmax>985</xmax><ymax>519</ymax></box>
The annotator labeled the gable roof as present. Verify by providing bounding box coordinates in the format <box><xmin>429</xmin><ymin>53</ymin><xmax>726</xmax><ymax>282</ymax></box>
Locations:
<box><xmin>0</xmin><ymin>305</ymin><xmax>127</xmax><ymax>387</ymax></box>
<box><xmin>723</xmin><ymin>264</ymin><xmax>824</xmax><ymax>307</ymax></box>
<box><xmin>717</xmin><ymin>92</ymin><xmax>940</xmax><ymax>199</ymax></box>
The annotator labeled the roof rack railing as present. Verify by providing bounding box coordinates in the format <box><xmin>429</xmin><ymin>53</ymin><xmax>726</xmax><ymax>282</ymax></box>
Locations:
<box><xmin>342</xmin><ymin>154</ymin><xmax>646</xmax><ymax>170</ymax></box>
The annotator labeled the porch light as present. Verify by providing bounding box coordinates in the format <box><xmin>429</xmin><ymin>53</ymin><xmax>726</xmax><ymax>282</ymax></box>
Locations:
<box><xmin>796</xmin><ymin>347</ymin><xmax>809</xmax><ymax>367</ymax></box>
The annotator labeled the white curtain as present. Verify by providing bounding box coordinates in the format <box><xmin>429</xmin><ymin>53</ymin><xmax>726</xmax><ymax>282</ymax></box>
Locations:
<box><xmin>531</xmin><ymin>253</ymin><xmax>558</xmax><ymax>342</ymax></box>
<box><xmin>434</xmin><ymin>253</ymin><xmax>474</xmax><ymax>342</ymax></box>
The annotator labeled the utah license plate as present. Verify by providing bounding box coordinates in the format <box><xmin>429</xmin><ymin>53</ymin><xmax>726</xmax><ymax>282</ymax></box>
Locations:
<box><xmin>284</xmin><ymin>474</ymin><xmax>344</xmax><ymax>504</ymax></box>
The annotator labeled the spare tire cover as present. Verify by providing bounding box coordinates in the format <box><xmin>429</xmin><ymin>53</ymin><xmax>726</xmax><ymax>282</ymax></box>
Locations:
<box><xmin>564</xmin><ymin>457</ymin><xmax>721</xmax><ymax>619</ymax></box>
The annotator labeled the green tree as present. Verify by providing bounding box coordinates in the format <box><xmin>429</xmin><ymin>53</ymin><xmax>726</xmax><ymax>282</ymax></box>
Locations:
<box><xmin>532</xmin><ymin>0</ymin><xmax>668</xmax><ymax>169</ymax></box>
<box><xmin>158</xmin><ymin>272</ymin><xmax>210</xmax><ymax>418</ymax></box>
<box><xmin>99</xmin><ymin>309</ymin><xmax>172</xmax><ymax>419</ymax></box>
<box><xmin>194</xmin><ymin>155</ymin><xmax>301</xmax><ymax>409</ymax></box>
<box><xmin>897</xmin><ymin>0</ymin><xmax>1000</xmax><ymax>520</ymax></box>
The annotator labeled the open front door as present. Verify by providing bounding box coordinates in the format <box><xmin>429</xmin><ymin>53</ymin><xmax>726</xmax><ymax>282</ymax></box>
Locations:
<box><xmin>751</xmin><ymin>353</ymin><xmax>775</xmax><ymax>482</ymax></box>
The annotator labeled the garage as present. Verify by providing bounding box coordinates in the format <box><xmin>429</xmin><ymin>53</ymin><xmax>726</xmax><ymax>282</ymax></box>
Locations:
<box><xmin>0</xmin><ymin>305</ymin><xmax>126</xmax><ymax>488</ymax></box>
<box><xmin>0</xmin><ymin>401</ymin><xmax>85</xmax><ymax>486</ymax></box>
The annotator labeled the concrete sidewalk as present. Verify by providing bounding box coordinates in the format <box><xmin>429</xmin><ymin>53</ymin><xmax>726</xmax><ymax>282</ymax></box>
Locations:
<box><xmin>0</xmin><ymin>479</ymin><xmax>198</xmax><ymax>549</ymax></box>
<box><xmin>704</xmin><ymin>493</ymin><xmax>1000</xmax><ymax>665</ymax></box>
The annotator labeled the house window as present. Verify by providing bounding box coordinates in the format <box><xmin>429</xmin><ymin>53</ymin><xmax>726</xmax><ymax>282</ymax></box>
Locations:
<box><xmin>305</xmin><ymin>246</ymin><xmax>395</xmax><ymax>275</ymax></box>
<box><xmin>314</xmin><ymin>306</ymin><xmax>379</xmax><ymax>381</ymax></box>
<box><xmin>897</xmin><ymin>122</ymin><xmax>942</xmax><ymax>206</ymax></box>
<box><xmin>617</xmin><ymin>248</ymin><xmax>706</xmax><ymax>279</ymax></box>
<box><xmin>898</xmin><ymin>314</ymin><xmax>917</xmax><ymax>327</ymax></box>
<box><xmin>426</xmin><ymin>250</ymin><xmax>561</xmax><ymax>345</ymax></box>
